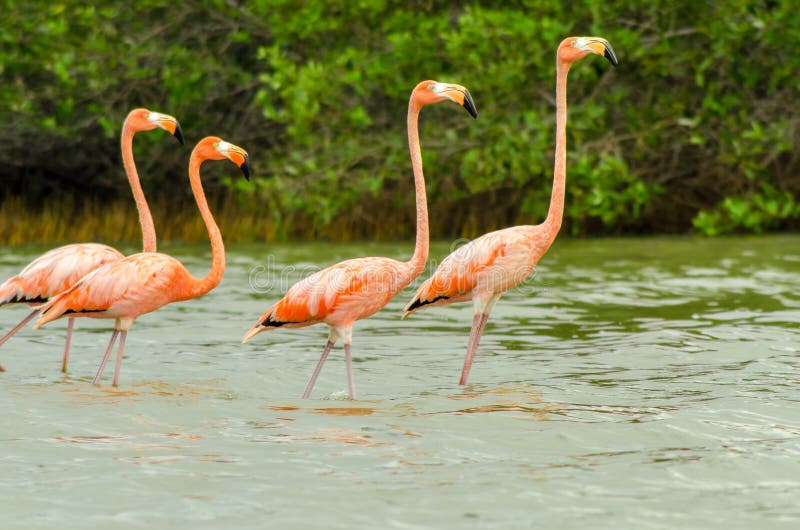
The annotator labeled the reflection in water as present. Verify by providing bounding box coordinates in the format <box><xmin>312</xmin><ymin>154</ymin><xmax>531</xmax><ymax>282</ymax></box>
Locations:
<box><xmin>255</xmin><ymin>429</ymin><xmax>387</xmax><ymax>447</ymax></box>
<box><xmin>2</xmin><ymin>236</ymin><xmax>800</xmax><ymax>527</ymax></box>
<box><xmin>312</xmin><ymin>407</ymin><xmax>376</xmax><ymax>417</ymax></box>
<box><xmin>54</xmin><ymin>434</ymin><xmax>131</xmax><ymax>445</ymax></box>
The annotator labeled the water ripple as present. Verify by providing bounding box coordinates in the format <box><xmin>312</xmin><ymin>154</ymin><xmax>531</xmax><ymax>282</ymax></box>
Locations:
<box><xmin>1</xmin><ymin>236</ymin><xmax>800</xmax><ymax>528</ymax></box>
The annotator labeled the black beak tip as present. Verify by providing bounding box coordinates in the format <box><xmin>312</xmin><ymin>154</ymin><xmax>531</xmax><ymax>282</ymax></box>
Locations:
<box><xmin>173</xmin><ymin>125</ymin><xmax>185</xmax><ymax>146</ymax></box>
<box><xmin>240</xmin><ymin>157</ymin><xmax>252</xmax><ymax>181</ymax></box>
<box><xmin>604</xmin><ymin>45</ymin><xmax>619</xmax><ymax>67</ymax></box>
<box><xmin>463</xmin><ymin>90</ymin><xmax>478</xmax><ymax>119</ymax></box>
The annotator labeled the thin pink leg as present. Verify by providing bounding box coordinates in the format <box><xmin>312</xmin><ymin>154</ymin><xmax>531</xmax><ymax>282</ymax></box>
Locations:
<box><xmin>344</xmin><ymin>342</ymin><xmax>356</xmax><ymax>399</ymax></box>
<box><xmin>92</xmin><ymin>330</ymin><xmax>120</xmax><ymax>386</ymax></box>
<box><xmin>459</xmin><ymin>313</ymin><xmax>489</xmax><ymax>386</ymax></box>
<box><xmin>302</xmin><ymin>340</ymin><xmax>334</xmax><ymax>399</ymax></box>
<box><xmin>111</xmin><ymin>331</ymin><xmax>128</xmax><ymax>387</ymax></box>
<box><xmin>0</xmin><ymin>309</ymin><xmax>39</xmax><ymax>372</ymax></box>
<box><xmin>458</xmin><ymin>314</ymin><xmax>481</xmax><ymax>384</ymax></box>
<box><xmin>61</xmin><ymin>317</ymin><xmax>75</xmax><ymax>373</ymax></box>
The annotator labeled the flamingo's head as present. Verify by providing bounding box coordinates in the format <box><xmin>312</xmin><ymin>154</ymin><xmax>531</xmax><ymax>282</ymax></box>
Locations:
<box><xmin>412</xmin><ymin>80</ymin><xmax>478</xmax><ymax>118</ymax></box>
<box><xmin>193</xmin><ymin>136</ymin><xmax>252</xmax><ymax>180</ymax></box>
<box><xmin>557</xmin><ymin>36</ymin><xmax>618</xmax><ymax>67</ymax></box>
<box><xmin>126</xmin><ymin>108</ymin><xmax>184</xmax><ymax>145</ymax></box>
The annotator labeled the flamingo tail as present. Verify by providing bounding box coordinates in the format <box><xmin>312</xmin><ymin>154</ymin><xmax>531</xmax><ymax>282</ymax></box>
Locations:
<box><xmin>0</xmin><ymin>278</ymin><xmax>46</xmax><ymax>307</ymax></box>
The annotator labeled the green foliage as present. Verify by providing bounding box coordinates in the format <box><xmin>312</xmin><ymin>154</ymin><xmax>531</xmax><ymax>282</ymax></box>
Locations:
<box><xmin>1</xmin><ymin>0</ymin><xmax>799</xmax><ymax>241</ymax></box>
<box><xmin>693</xmin><ymin>184</ymin><xmax>799</xmax><ymax>236</ymax></box>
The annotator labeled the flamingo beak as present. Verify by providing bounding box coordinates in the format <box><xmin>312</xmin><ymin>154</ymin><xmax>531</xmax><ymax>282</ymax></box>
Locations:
<box><xmin>240</xmin><ymin>155</ymin><xmax>252</xmax><ymax>181</ymax></box>
<box><xmin>151</xmin><ymin>113</ymin><xmax>184</xmax><ymax>144</ymax></box>
<box><xmin>172</xmin><ymin>124</ymin><xmax>185</xmax><ymax>146</ymax></box>
<box><xmin>223</xmin><ymin>147</ymin><xmax>251</xmax><ymax>180</ymax></box>
<box><xmin>587</xmin><ymin>39</ymin><xmax>618</xmax><ymax>67</ymax></box>
<box><xmin>242</xmin><ymin>324</ymin><xmax>263</xmax><ymax>343</ymax></box>
<box><xmin>601</xmin><ymin>41</ymin><xmax>619</xmax><ymax>67</ymax></box>
<box><xmin>440</xmin><ymin>85</ymin><xmax>478</xmax><ymax>119</ymax></box>
<box><xmin>462</xmin><ymin>89</ymin><xmax>478</xmax><ymax>119</ymax></box>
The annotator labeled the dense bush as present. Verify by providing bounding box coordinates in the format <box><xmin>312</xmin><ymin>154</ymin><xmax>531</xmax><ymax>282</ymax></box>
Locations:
<box><xmin>1</xmin><ymin>0</ymin><xmax>798</xmax><ymax>240</ymax></box>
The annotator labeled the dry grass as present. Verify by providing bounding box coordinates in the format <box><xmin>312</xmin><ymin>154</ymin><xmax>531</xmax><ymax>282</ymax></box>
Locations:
<box><xmin>0</xmin><ymin>195</ymin><xmax>286</xmax><ymax>247</ymax></box>
<box><xmin>0</xmin><ymin>194</ymin><xmax>422</xmax><ymax>247</ymax></box>
<box><xmin>0</xmin><ymin>193</ymin><xmax>501</xmax><ymax>247</ymax></box>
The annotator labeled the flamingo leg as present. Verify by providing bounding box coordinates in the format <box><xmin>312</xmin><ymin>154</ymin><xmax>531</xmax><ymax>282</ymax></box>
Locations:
<box><xmin>61</xmin><ymin>317</ymin><xmax>75</xmax><ymax>373</ymax></box>
<box><xmin>344</xmin><ymin>342</ymin><xmax>356</xmax><ymax>399</ymax></box>
<box><xmin>459</xmin><ymin>313</ymin><xmax>490</xmax><ymax>386</ymax></box>
<box><xmin>92</xmin><ymin>330</ymin><xmax>120</xmax><ymax>386</ymax></box>
<box><xmin>111</xmin><ymin>331</ymin><xmax>128</xmax><ymax>387</ymax></box>
<box><xmin>302</xmin><ymin>340</ymin><xmax>334</xmax><ymax>399</ymax></box>
<box><xmin>459</xmin><ymin>313</ymin><xmax>481</xmax><ymax>385</ymax></box>
<box><xmin>0</xmin><ymin>309</ymin><xmax>39</xmax><ymax>372</ymax></box>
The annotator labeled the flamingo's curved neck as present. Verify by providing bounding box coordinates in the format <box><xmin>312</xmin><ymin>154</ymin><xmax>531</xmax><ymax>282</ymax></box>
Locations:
<box><xmin>406</xmin><ymin>97</ymin><xmax>429</xmax><ymax>278</ymax></box>
<box><xmin>542</xmin><ymin>58</ymin><xmax>571</xmax><ymax>242</ymax></box>
<box><xmin>186</xmin><ymin>155</ymin><xmax>225</xmax><ymax>298</ymax></box>
<box><xmin>121</xmin><ymin>119</ymin><xmax>156</xmax><ymax>253</ymax></box>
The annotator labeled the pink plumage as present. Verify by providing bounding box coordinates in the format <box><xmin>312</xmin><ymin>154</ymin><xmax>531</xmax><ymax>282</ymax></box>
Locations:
<box><xmin>0</xmin><ymin>244</ymin><xmax>122</xmax><ymax>372</ymax></box>
<box><xmin>34</xmin><ymin>253</ymin><xmax>195</xmax><ymax>327</ymax></box>
<box><xmin>33</xmin><ymin>136</ymin><xmax>251</xmax><ymax>387</ymax></box>
<box><xmin>242</xmin><ymin>80</ymin><xmax>478</xmax><ymax>399</ymax></box>
<box><xmin>247</xmin><ymin>257</ymin><xmax>409</xmax><ymax>332</ymax></box>
<box><xmin>404</xmin><ymin>36</ymin><xmax>618</xmax><ymax>385</ymax></box>
<box><xmin>0</xmin><ymin>244</ymin><xmax>123</xmax><ymax>306</ymax></box>
<box><xmin>0</xmin><ymin>108</ymin><xmax>183</xmax><ymax>373</ymax></box>
<box><xmin>405</xmin><ymin>226</ymin><xmax>545</xmax><ymax>314</ymax></box>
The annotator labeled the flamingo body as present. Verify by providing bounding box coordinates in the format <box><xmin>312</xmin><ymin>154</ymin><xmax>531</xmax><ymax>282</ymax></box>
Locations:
<box><xmin>0</xmin><ymin>244</ymin><xmax>123</xmax><ymax>306</ymax></box>
<box><xmin>34</xmin><ymin>253</ymin><xmax>194</xmax><ymax>327</ymax></box>
<box><xmin>405</xmin><ymin>226</ymin><xmax>549</xmax><ymax>315</ymax></box>
<box><xmin>0</xmin><ymin>243</ymin><xmax>123</xmax><ymax>372</ymax></box>
<box><xmin>242</xmin><ymin>256</ymin><xmax>414</xmax><ymax>400</ymax></box>
<box><xmin>247</xmin><ymin>257</ymin><xmax>409</xmax><ymax>333</ymax></box>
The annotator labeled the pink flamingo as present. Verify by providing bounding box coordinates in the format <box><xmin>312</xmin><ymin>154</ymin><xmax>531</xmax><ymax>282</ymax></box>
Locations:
<box><xmin>0</xmin><ymin>109</ymin><xmax>183</xmax><ymax>372</ymax></box>
<box><xmin>404</xmin><ymin>37</ymin><xmax>618</xmax><ymax>385</ymax></box>
<box><xmin>33</xmin><ymin>136</ymin><xmax>250</xmax><ymax>387</ymax></box>
<box><xmin>242</xmin><ymin>80</ymin><xmax>477</xmax><ymax>399</ymax></box>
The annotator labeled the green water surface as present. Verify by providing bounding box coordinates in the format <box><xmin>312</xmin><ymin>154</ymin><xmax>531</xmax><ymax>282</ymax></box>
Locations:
<box><xmin>1</xmin><ymin>235</ymin><xmax>799</xmax><ymax>529</ymax></box>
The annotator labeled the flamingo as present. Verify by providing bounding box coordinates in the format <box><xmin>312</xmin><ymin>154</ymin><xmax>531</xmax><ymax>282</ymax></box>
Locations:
<box><xmin>33</xmin><ymin>136</ymin><xmax>251</xmax><ymax>387</ymax></box>
<box><xmin>242</xmin><ymin>80</ymin><xmax>477</xmax><ymax>399</ymax></box>
<box><xmin>403</xmin><ymin>37</ymin><xmax>618</xmax><ymax>385</ymax></box>
<box><xmin>0</xmin><ymin>109</ymin><xmax>183</xmax><ymax>372</ymax></box>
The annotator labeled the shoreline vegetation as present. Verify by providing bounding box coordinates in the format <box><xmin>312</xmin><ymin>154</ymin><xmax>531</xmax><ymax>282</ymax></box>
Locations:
<box><xmin>3</xmin><ymin>2</ymin><xmax>799</xmax><ymax>240</ymax></box>
<box><xmin>1</xmin><ymin>193</ymin><xmax>536</xmax><ymax>246</ymax></box>
<box><xmin>2</xmin><ymin>189</ymin><xmax>799</xmax><ymax>248</ymax></box>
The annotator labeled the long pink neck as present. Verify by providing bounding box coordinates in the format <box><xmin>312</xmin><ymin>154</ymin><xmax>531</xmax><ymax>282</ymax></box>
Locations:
<box><xmin>120</xmin><ymin>119</ymin><xmax>156</xmax><ymax>253</ymax></box>
<box><xmin>186</xmin><ymin>155</ymin><xmax>225</xmax><ymax>298</ymax></box>
<box><xmin>542</xmin><ymin>58</ymin><xmax>571</xmax><ymax>242</ymax></box>
<box><xmin>405</xmin><ymin>97</ymin><xmax>429</xmax><ymax>279</ymax></box>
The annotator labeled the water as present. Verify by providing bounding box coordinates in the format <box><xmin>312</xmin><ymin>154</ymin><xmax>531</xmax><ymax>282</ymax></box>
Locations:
<box><xmin>1</xmin><ymin>235</ymin><xmax>799</xmax><ymax>529</ymax></box>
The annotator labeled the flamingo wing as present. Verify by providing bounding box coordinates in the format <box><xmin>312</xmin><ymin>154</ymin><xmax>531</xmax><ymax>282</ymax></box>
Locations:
<box><xmin>405</xmin><ymin>226</ymin><xmax>538</xmax><ymax>315</ymax></box>
<box><xmin>246</xmin><ymin>257</ymin><xmax>406</xmax><ymax>336</ymax></box>
<box><xmin>0</xmin><ymin>243</ymin><xmax>123</xmax><ymax>306</ymax></box>
<box><xmin>34</xmin><ymin>253</ymin><xmax>190</xmax><ymax>327</ymax></box>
